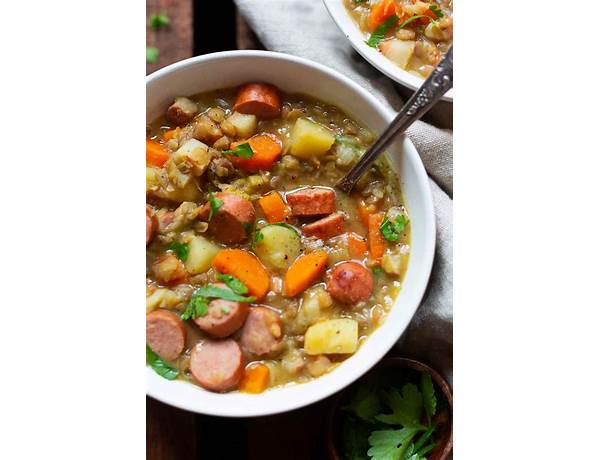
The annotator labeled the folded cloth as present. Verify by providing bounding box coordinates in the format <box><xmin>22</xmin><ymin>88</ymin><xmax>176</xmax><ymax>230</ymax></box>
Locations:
<box><xmin>235</xmin><ymin>0</ymin><xmax>453</xmax><ymax>381</ymax></box>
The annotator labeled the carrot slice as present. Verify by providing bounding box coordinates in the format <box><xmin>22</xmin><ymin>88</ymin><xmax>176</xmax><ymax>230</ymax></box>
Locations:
<box><xmin>239</xmin><ymin>363</ymin><xmax>270</xmax><ymax>394</ymax></box>
<box><xmin>146</xmin><ymin>139</ymin><xmax>170</xmax><ymax>167</ymax></box>
<box><xmin>356</xmin><ymin>195</ymin><xmax>377</xmax><ymax>228</ymax></box>
<box><xmin>258</xmin><ymin>192</ymin><xmax>290</xmax><ymax>223</ymax></box>
<box><xmin>368</xmin><ymin>213</ymin><xmax>386</xmax><ymax>262</ymax></box>
<box><xmin>212</xmin><ymin>249</ymin><xmax>270</xmax><ymax>301</ymax></box>
<box><xmin>367</xmin><ymin>0</ymin><xmax>397</xmax><ymax>30</ymax></box>
<box><xmin>347</xmin><ymin>232</ymin><xmax>368</xmax><ymax>259</ymax></box>
<box><xmin>231</xmin><ymin>133</ymin><xmax>282</xmax><ymax>172</ymax></box>
<box><xmin>284</xmin><ymin>250</ymin><xmax>329</xmax><ymax>297</ymax></box>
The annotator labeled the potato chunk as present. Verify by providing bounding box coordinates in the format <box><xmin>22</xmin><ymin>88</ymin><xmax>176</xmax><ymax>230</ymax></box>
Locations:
<box><xmin>254</xmin><ymin>224</ymin><xmax>301</xmax><ymax>270</ymax></box>
<box><xmin>304</xmin><ymin>319</ymin><xmax>358</xmax><ymax>355</ymax></box>
<box><xmin>185</xmin><ymin>235</ymin><xmax>219</xmax><ymax>275</ymax></box>
<box><xmin>289</xmin><ymin>118</ymin><xmax>335</xmax><ymax>159</ymax></box>
<box><xmin>226</xmin><ymin>111</ymin><xmax>257</xmax><ymax>139</ymax></box>
<box><xmin>379</xmin><ymin>40</ymin><xmax>416</xmax><ymax>69</ymax></box>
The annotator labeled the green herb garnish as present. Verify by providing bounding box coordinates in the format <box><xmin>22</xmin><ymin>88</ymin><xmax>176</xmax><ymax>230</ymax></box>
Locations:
<box><xmin>243</xmin><ymin>221</ymin><xmax>254</xmax><ymax>235</ymax></box>
<box><xmin>253</xmin><ymin>229</ymin><xmax>264</xmax><ymax>245</ymax></box>
<box><xmin>352</xmin><ymin>0</ymin><xmax>367</xmax><ymax>3</ymax></box>
<box><xmin>421</xmin><ymin>373</ymin><xmax>437</xmax><ymax>422</ymax></box>
<box><xmin>208</xmin><ymin>192</ymin><xmax>223</xmax><ymax>220</ymax></box>
<box><xmin>217</xmin><ymin>273</ymin><xmax>249</xmax><ymax>295</ymax></box>
<box><xmin>380</xmin><ymin>214</ymin><xmax>410</xmax><ymax>242</ymax></box>
<box><xmin>429</xmin><ymin>4</ymin><xmax>444</xmax><ymax>18</ymax></box>
<box><xmin>372</xmin><ymin>267</ymin><xmax>383</xmax><ymax>277</ymax></box>
<box><xmin>168</xmin><ymin>242</ymin><xmax>189</xmax><ymax>261</ymax></box>
<box><xmin>365</xmin><ymin>14</ymin><xmax>399</xmax><ymax>48</ymax></box>
<box><xmin>367</xmin><ymin>427</ymin><xmax>421</xmax><ymax>460</ymax></box>
<box><xmin>146</xmin><ymin>345</ymin><xmax>179</xmax><ymax>380</ymax></box>
<box><xmin>375</xmin><ymin>385</ymin><xmax>426</xmax><ymax>429</ymax></box>
<box><xmin>181</xmin><ymin>293</ymin><xmax>209</xmax><ymax>320</ymax></box>
<box><xmin>146</xmin><ymin>46</ymin><xmax>159</xmax><ymax>63</ymax></box>
<box><xmin>223</xmin><ymin>142</ymin><xmax>254</xmax><ymax>159</ymax></box>
<box><xmin>194</xmin><ymin>285</ymin><xmax>256</xmax><ymax>303</ymax></box>
<box><xmin>149</xmin><ymin>12</ymin><xmax>170</xmax><ymax>29</ymax></box>
<box><xmin>397</xmin><ymin>14</ymin><xmax>428</xmax><ymax>30</ymax></box>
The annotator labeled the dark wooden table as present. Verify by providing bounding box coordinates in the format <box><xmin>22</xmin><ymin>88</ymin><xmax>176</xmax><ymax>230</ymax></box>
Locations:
<box><xmin>146</xmin><ymin>2</ymin><xmax>451</xmax><ymax>458</ymax></box>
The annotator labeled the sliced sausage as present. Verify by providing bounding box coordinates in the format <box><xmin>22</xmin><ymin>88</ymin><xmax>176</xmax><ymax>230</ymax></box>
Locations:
<box><xmin>240</xmin><ymin>306</ymin><xmax>284</xmax><ymax>356</ymax></box>
<box><xmin>146</xmin><ymin>205</ymin><xmax>156</xmax><ymax>245</ymax></box>
<box><xmin>233</xmin><ymin>83</ymin><xmax>281</xmax><ymax>119</ymax></box>
<box><xmin>152</xmin><ymin>253</ymin><xmax>187</xmax><ymax>285</ymax></box>
<box><xmin>327</xmin><ymin>262</ymin><xmax>374</xmax><ymax>305</ymax></box>
<box><xmin>198</xmin><ymin>192</ymin><xmax>255</xmax><ymax>244</ymax></box>
<box><xmin>287</xmin><ymin>187</ymin><xmax>336</xmax><ymax>216</ymax></box>
<box><xmin>302</xmin><ymin>212</ymin><xmax>345</xmax><ymax>239</ymax></box>
<box><xmin>190</xmin><ymin>339</ymin><xmax>244</xmax><ymax>392</ymax></box>
<box><xmin>146</xmin><ymin>310</ymin><xmax>186</xmax><ymax>361</ymax></box>
<box><xmin>193</xmin><ymin>284</ymin><xmax>250</xmax><ymax>338</ymax></box>
<box><xmin>166</xmin><ymin>96</ymin><xmax>199</xmax><ymax>126</ymax></box>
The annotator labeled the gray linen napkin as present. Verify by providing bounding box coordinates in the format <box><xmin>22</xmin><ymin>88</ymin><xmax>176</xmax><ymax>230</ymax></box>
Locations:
<box><xmin>234</xmin><ymin>0</ymin><xmax>453</xmax><ymax>381</ymax></box>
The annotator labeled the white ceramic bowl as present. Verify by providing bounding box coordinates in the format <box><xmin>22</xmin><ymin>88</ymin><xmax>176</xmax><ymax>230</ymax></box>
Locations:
<box><xmin>146</xmin><ymin>50</ymin><xmax>435</xmax><ymax>417</ymax></box>
<box><xmin>323</xmin><ymin>0</ymin><xmax>453</xmax><ymax>101</ymax></box>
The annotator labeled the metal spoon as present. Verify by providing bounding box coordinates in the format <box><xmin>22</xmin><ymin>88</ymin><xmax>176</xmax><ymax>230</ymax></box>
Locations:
<box><xmin>336</xmin><ymin>45</ymin><xmax>453</xmax><ymax>193</ymax></box>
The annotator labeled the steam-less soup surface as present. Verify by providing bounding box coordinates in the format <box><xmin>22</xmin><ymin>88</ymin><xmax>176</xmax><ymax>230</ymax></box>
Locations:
<box><xmin>344</xmin><ymin>0</ymin><xmax>453</xmax><ymax>77</ymax></box>
<box><xmin>146</xmin><ymin>82</ymin><xmax>411</xmax><ymax>393</ymax></box>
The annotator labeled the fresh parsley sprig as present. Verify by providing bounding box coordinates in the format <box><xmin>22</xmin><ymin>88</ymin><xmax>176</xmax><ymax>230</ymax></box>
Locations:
<box><xmin>380</xmin><ymin>214</ymin><xmax>410</xmax><ymax>242</ymax></box>
<box><xmin>365</xmin><ymin>14</ymin><xmax>399</xmax><ymax>48</ymax></box>
<box><xmin>223</xmin><ymin>142</ymin><xmax>254</xmax><ymax>159</ymax></box>
<box><xmin>146</xmin><ymin>345</ymin><xmax>179</xmax><ymax>380</ymax></box>
<box><xmin>146</xmin><ymin>46</ymin><xmax>159</xmax><ymax>63</ymax></box>
<box><xmin>429</xmin><ymin>4</ymin><xmax>444</xmax><ymax>18</ymax></box>
<box><xmin>180</xmin><ymin>282</ymin><xmax>256</xmax><ymax>321</ymax></box>
<box><xmin>168</xmin><ymin>241</ymin><xmax>189</xmax><ymax>261</ymax></box>
<box><xmin>217</xmin><ymin>273</ymin><xmax>248</xmax><ymax>295</ymax></box>
<box><xmin>149</xmin><ymin>12</ymin><xmax>170</xmax><ymax>30</ymax></box>
<box><xmin>208</xmin><ymin>192</ymin><xmax>223</xmax><ymax>220</ymax></box>
<box><xmin>180</xmin><ymin>293</ymin><xmax>209</xmax><ymax>320</ymax></box>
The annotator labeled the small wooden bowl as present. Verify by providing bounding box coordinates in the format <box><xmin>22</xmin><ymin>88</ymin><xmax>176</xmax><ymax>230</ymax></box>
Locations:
<box><xmin>325</xmin><ymin>357</ymin><xmax>453</xmax><ymax>460</ymax></box>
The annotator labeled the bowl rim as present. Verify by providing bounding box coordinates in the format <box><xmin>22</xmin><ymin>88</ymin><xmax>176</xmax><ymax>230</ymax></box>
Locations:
<box><xmin>322</xmin><ymin>0</ymin><xmax>453</xmax><ymax>101</ymax></box>
<box><xmin>146</xmin><ymin>50</ymin><xmax>436</xmax><ymax>417</ymax></box>
<box><xmin>325</xmin><ymin>357</ymin><xmax>453</xmax><ymax>460</ymax></box>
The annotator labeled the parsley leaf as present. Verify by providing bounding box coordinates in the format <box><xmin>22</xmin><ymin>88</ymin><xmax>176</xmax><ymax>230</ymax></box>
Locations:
<box><xmin>342</xmin><ymin>417</ymin><xmax>371</xmax><ymax>460</ymax></box>
<box><xmin>253</xmin><ymin>229</ymin><xmax>264</xmax><ymax>245</ymax></box>
<box><xmin>375</xmin><ymin>384</ymin><xmax>425</xmax><ymax>430</ymax></box>
<box><xmin>420</xmin><ymin>373</ymin><xmax>437</xmax><ymax>422</ymax></box>
<box><xmin>223</xmin><ymin>142</ymin><xmax>253</xmax><ymax>159</ymax></box>
<box><xmin>365</xmin><ymin>14</ymin><xmax>399</xmax><ymax>48</ymax></box>
<box><xmin>216</xmin><ymin>273</ymin><xmax>249</xmax><ymax>295</ymax></box>
<box><xmin>168</xmin><ymin>242</ymin><xmax>189</xmax><ymax>261</ymax></box>
<box><xmin>149</xmin><ymin>12</ymin><xmax>170</xmax><ymax>29</ymax></box>
<box><xmin>343</xmin><ymin>383</ymin><xmax>383</xmax><ymax>423</ymax></box>
<box><xmin>194</xmin><ymin>285</ymin><xmax>256</xmax><ymax>303</ymax></box>
<box><xmin>397</xmin><ymin>15</ymin><xmax>428</xmax><ymax>30</ymax></box>
<box><xmin>367</xmin><ymin>427</ymin><xmax>420</xmax><ymax>460</ymax></box>
<box><xmin>180</xmin><ymin>293</ymin><xmax>209</xmax><ymax>320</ymax></box>
<box><xmin>146</xmin><ymin>46</ymin><xmax>159</xmax><ymax>63</ymax></box>
<box><xmin>412</xmin><ymin>425</ymin><xmax>436</xmax><ymax>456</ymax></box>
<box><xmin>372</xmin><ymin>267</ymin><xmax>383</xmax><ymax>277</ymax></box>
<box><xmin>146</xmin><ymin>345</ymin><xmax>179</xmax><ymax>380</ymax></box>
<box><xmin>380</xmin><ymin>215</ymin><xmax>410</xmax><ymax>242</ymax></box>
<box><xmin>208</xmin><ymin>192</ymin><xmax>223</xmax><ymax>220</ymax></box>
<box><xmin>429</xmin><ymin>4</ymin><xmax>443</xmax><ymax>18</ymax></box>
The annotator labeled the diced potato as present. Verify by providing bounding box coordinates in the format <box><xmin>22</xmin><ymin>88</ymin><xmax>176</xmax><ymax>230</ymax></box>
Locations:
<box><xmin>304</xmin><ymin>319</ymin><xmax>358</xmax><ymax>355</ymax></box>
<box><xmin>379</xmin><ymin>40</ymin><xmax>416</xmax><ymax>69</ymax></box>
<box><xmin>296</xmin><ymin>286</ymin><xmax>333</xmax><ymax>332</ymax></box>
<box><xmin>185</xmin><ymin>235</ymin><xmax>219</xmax><ymax>275</ymax></box>
<box><xmin>173</xmin><ymin>139</ymin><xmax>212</xmax><ymax>176</ymax></box>
<box><xmin>146</xmin><ymin>166</ymin><xmax>201</xmax><ymax>203</ymax></box>
<box><xmin>165</xmin><ymin>158</ymin><xmax>191</xmax><ymax>188</ymax></box>
<box><xmin>289</xmin><ymin>118</ymin><xmax>335</xmax><ymax>159</ymax></box>
<box><xmin>254</xmin><ymin>224</ymin><xmax>301</xmax><ymax>270</ymax></box>
<box><xmin>226</xmin><ymin>111</ymin><xmax>257</xmax><ymax>139</ymax></box>
<box><xmin>381</xmin><ymin>245</ymin><xmax>410</xmax><ymax>275</ymax></box>
<box><xmin>146</xmin><ymin>288</ymin><xmax>183</xmax><ymax>313</ymax></box>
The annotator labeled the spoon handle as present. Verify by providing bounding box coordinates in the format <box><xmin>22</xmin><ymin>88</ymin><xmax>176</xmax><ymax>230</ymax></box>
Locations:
<box><xmin>337</xmin><ymin>46</ymin><xmax>453</xmax><ymax>193</ymax></box>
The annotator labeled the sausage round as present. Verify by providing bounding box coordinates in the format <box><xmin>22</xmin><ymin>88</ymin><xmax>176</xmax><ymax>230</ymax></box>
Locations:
<box><xmin>233</xmin><ymin>83</ymin><xmax>281</xmax><ymax>119</ymax></box>
<box><xmin>240</xmin><ymin>307</ymin><xmax>283</xmax><ymax>356</ymax></box>
<box><xmin>146</xmin><ymin>205</ymin><xmax>156</xmax><ymax>245</ymax></box>
<box><xmin>193</xmin><ymin>284</ymin><xmax>250</xmax><ymax>338</ymax></box>
<box><xmin>286</xmin><ymin>187</ymin><xmax>336</xmax><ymax>216</ymax></box>
<box><xmin>198</xmin><ymin>192</ymin><xmax>255</xmax><ymax>244</ymax></box>
<box><xmin>190</xmin><ymin>339</ymin><xmax>244</xmax><ymax>392</ymax></box>
<box><xmin>146</xmin><ymin>309</ymin><xmax>186</xmax><ymax>361</ymax></box>
<box><xmin>327</xmin><ymin>262</ymin><xmax>374</xmax><ymax>305</ymax></box>
<box><xmin>302</xmin><ymin>212</ymin><xmax>345</xmax><ymax>239</ymax></box>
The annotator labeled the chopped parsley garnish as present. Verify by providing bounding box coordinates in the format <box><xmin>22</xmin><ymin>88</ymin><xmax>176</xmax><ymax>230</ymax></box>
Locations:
<box><xmin>168</xmin><ymin>241</ymin><xmax>189</xmax><ymax>261</ymax></box>
<box><xmin>253</xmin><ymin>229</ymin><xmax>264</xmax><ymax>245</ymax></box>
<box><xmin>243</xmin><ymin>221</ymin><xmax>254</xmax><ymax>235</ymax></box>
<box><xmin>208</xmin><ymin>192</ymin><xmax>223</xmax><ymax>220</ymax></box>
<box><xmin>180</xmin><ymin>293</ymin><xmax>209</xmax><ymax>320</ymax></box>
<box><xmin>429</xmin><ymin>4</ymin><xmax>444</xmax><ymax>18</ymax></box>
<box><xmin>221</xmin><ymin>306</ymin><xmax>230</xmax><ymax>314</ymax></box>
<box><xmin>352</xmin><ymin>0</ymin><xmax>367</xmax><ymax>3</ymax></box>
<box><xmin>146</xmin><ymin>46</ymin><xmax>159</xmax><ymax>63</ymax></box>
<box><xmin>217</xmin><ymin>273</ymin><xmax>249</xmax><ymax>295</ymax></box>
<box><xmin>380</xmin><ymin>214</ymin><xmax>410</xmax><ymax>242</ymax></box>
<box><xmin>372</xmin><ymin>267</ymin><xmax>383</xmax><ymax>277</ymax></box>
<box><xmin>146</xmin><ymin>345</ymin><xmax>179</xmax><ymax>380</ymax></box>
<box><xmin>365</xmin><ymin>14</ymin><xmax>399</xmax><ymax>48</ymax></box>
<box><xmin>223</xmin><ymin>142</ymin><xmax>254</xmax><ymax>159</ymax></box>
<box><xmin>149</xmin><ymin>12</ymin><xmax>170</xmax><ymax>29</ymax></box>
<box><xmin>397</xmin><ymin>14</ymin><xmax>428</xmax><ymax>30</ymax></box>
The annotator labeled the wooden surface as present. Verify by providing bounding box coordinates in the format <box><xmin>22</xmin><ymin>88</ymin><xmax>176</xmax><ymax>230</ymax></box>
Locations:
<box><xmin>146</xmin><ymin>3</ymin><xmax>451</xmax><ymax>458</ymax></box>
<box><xmin>146</xmin><ymin>0</ymin><xmax>193</xmax><ymax>75</ymax></box>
